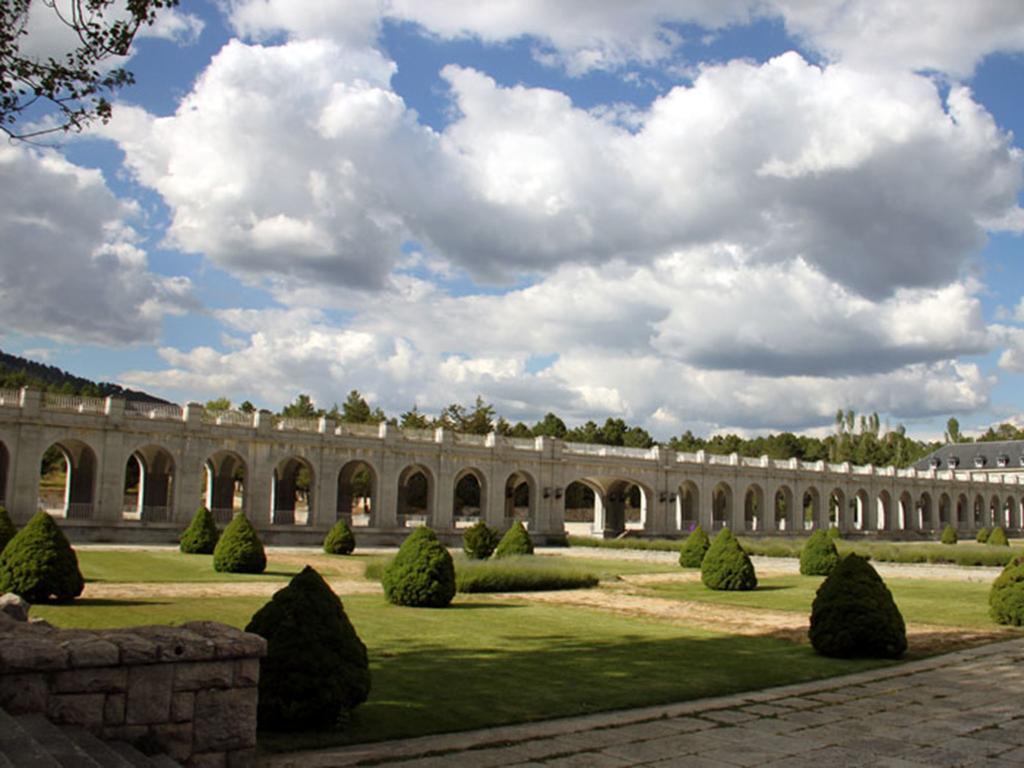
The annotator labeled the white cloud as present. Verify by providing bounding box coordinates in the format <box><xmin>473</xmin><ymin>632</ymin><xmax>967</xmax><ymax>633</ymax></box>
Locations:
<box><xmin>136</xmin><ymin>8</ymin><xmax>205</xmax><ymax>45</ymax></box>
<box><xmin>0</xmin><ymin>146</ymin><xmax>197</xmax><ymax>344</ymax></box>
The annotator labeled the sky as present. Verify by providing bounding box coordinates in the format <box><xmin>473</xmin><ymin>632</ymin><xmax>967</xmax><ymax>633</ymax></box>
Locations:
<box><xmin>2</xmin><ymin>0</ymin><xmax>1024</xmax><ymax>441</ymax></box>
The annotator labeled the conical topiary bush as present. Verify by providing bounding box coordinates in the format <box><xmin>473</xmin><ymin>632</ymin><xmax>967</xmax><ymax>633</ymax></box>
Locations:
<box><xmin>678</xmin><ymin>524</ymin><xmax>710</xmax><ymax>568</ymax></box>
<box><xmin>179</xmin><ymin>505</ymin><xmax>219</xmax><ymax>554</ymax></box>
<box><xmin>323</xmin><ymin>518</ymin><xmax>356</xmax><ymax>555</ymax></box>
<box><xmin>809</xmin><ymin>553</ymin><xmax>906</xmax><ymax>658</ymax></box>
<box><xmin>799</xmin><ymin>528</ymin><xmax>840</xmax><ymax>576</ymax></box>
<box><xmin>976</xmin><ymin>527</ymin><xmax>991</xmax><ymax>543</ymax></box>
<box><xmin>462</xmin><ymin>520</ymin><xmax>499</xmax><ymax>560</ymax></box>
<box><xmin>700</xmin><ymin>528</ymin><xmax>757</xmax><ymax>591</ymax></box>
<box><xmin>988</xmin><ymin>526</ymin><xmax>1009</xmax><ymax>547</ymax></box>
<box><xmin>382</xmin><ymin>526</ymin><xmax>455</xmax><ymax>607</ymax></box>
<box><xmin>246</xmin><ymin>566</ymin><xmax>370</xmax><ymax>730</ymax></box>
<box><xmin>989</xmin><ymin>555</ymin><xmax>1024</xmax><ymax>626</ymax></box>
<box><xmin>940</xmin><ymin>524</ymin><xmax>958</xmax><ymax>545</ymax></box>
<box><xmin>0</xmin><ymin>505</ymin><xmax>16</xmax><ymax>552</ymax></box>
<box><xmin>213</xmin><ymin>513</ymin><xmax>266</xmax><ymax>574</ymax></box>
<box><xmin>0</xmin><ymin>511</ymin><xmax>84</xmax><ymax>602</ymax></box>
<box><xmin>493</xmin><ymin>520</ymin><xmax>534</xmax><ymax>558</ymax></box>
<box><xmin>826</xmin><ymin>525</ymin><xmax>841</xmax><ymax>540</ymax></box>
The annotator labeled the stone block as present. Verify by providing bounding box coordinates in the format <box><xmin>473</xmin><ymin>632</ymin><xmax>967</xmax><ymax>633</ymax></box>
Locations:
<box><xmin>0</xmin><ymin>593</ymin><xmax>29</xmax><ymax>621</ymax></box>
<box><xmin>47</xmin><ymin>692</ymin><xmax>106</xmax><ymax>726</ymax></box>
<box><xmin>61</xmin><ymin>635</ymin><xmax>121</xmax><ymax>668</ymax></box>
<box><xmin>189</xmin><ymin>752</ymin><xmax>227</xmax><ymax>768</ymax></box>
<box><xmin>193</xmin><ymin>688</ymin><xmax>258</xmax><ymax>752</ymax></box>
<box><xmin>174</xmin><ymin>661</ymin><xmax>234</xmax><ymax>691</ymax></box>
<box><xmin>53</xmin><ymin>666</ymin><xmax>127</xmax><ymax>694</ymax></box>
<box><xmin>226</xmin><ymin>748</ymin><xmax>258</xmax><ymax>768</ymax></box>
<box><xmin>104</xmin><ymin>693</ymin><xmax>126</xmax><ymax>725</ymax></box>
<box><xmin>0</xmin><ymin>635</ymin><xmax>68</xmax><ymax>671</ymax></box>
<box><xmin>233</xmin><ymin>658</ymin><xmax>260</xmax><ymax>687</ymax></box>
<box><xmin>101</xmin><ymin>724</ymin><xmax>148</xmax><ymax>745</ymax></box>
<box><xmin>150</xmin><ymin>722</ymin><xmax>194</xmax><ymax>763</ymax></box>
<box><xmin>131</xmin><ymin>625</ymin><xmax>217</xmax><ymax>662</ymax></box>
<box><xmin>126</xmin><ymin>664</ymin><xmax>175</xmax><ymax>724</ymax></box>
<box><xmin>0</xmin><ymin>673</ymin><xmax>49</xmax><ymax>712</ymax></box>
<box><xmin>181</xmin><ymin>623</ymin><xmax>266</xmax><ymax>660</ymax></box>
<box><xmin>100</xmin><ymin>631</ymin><xmax>160</xmax><ymax>664</ymax></box>
<box><xmin>171</xmin><ymin>691</ymin><xmax>195</xmax><ymax>723</ymax></box>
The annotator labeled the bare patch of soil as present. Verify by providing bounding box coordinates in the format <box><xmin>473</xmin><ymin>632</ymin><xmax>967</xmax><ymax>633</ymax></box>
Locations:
<box><xmin>82</xmin><ymin>579</ymin><xmax>381</xmax><ymax>600</ymax></box>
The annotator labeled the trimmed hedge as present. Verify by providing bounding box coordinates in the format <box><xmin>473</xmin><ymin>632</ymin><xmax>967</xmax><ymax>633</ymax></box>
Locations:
<box><xmin>0</xmin><ymin>505</ymin><xmax>15</xmax><ymax>552</ymax></box>
<box><xmin>0</xmin><ymin>511</ymin><xmax>84</xmax><ymax>602</ymax></box>
<box><xmin>678</xmin><ymin>525</ymin><xmax>710</xmax><ymax>568</ymax></box>
<box><xmin>324</xmin><ymin>519</ymin><xmax>357</xmax><ymax>555</ymax></box>
<box><xmin>799</xmin><ymin>529</ymin><xmax>840</xmax><ymax>576</ymax></box>
<box><xmin>989</xmin><ymin>556</ymin><xmax>1024</xmax><ymax>626</ymax></box>
<box><xmin>988</xmin><ymin>526</ymin><xmax>1009</xmax><ymax>547</ymax></box>
<box><xmin>462</xmin><ymin>520</ymin><xmax>500</xmax><ymax>560</ymax></box>
<box><xmin>701</xmin><ymin>529</ymin><xmax>757</xmax><ymax>591</ymax></box>
<box><xmin>493</xmin><ymin>521</ymin><xmax>534</xmax><ymax>558</ymax></box>
<box><xmin>456</xmin><ymin>557</ymin><xmax>599</xmax><ymax>593</ymax></box>
<box><xmin>382</xmin><ymin>526</ymin><xmax>456</xmax><ymax>607</ymax></box>
<box><xmin>809</xmin><ymin>554</ymin><xmax>906</xmax><ymax>659</ymax></box>
<box><xmin>213</xmin><ymin>513</ymin><xmax>267</xmax><ymax>574</ymax></box>
<box><xmin>941</xmin><ymin>525</ymin><xmax>958</xmax><ymax>545</ymax></box>
<box><xmin>826</xmin><ymin>526</ymin><xmax>841</xmax><ymax>540</ymax></box>
<box><xmin>246</xmin><ymin>566</ymin><xmax>370</xmax><ymax>730</ymax></box>
<box><xmin>976</xmin><ymin>527</ymin><xmax>990</xmax><ymax>544</ymax></box>
<box><xmin>179</xmin><ymin>506</ymin><xmax>219</xmax><ymax>554</ymax></box>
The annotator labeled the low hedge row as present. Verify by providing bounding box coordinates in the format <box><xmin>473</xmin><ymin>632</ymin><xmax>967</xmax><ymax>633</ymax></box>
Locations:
<box><xmin>456</xmin><ymin>557</ymin><xmax>599</xmax><ymax>593</ymax></box>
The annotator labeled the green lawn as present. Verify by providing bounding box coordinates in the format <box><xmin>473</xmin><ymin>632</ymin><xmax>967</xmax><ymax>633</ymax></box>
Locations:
<box><xmin>32</xmin><ymin>593</ymin><xmax>889</xmax><ymax>750</ymax></box>
<box><xmin>640</xmin><ymin>574</ymin><xmax>1002</xmax><ymax>629</ymax></box>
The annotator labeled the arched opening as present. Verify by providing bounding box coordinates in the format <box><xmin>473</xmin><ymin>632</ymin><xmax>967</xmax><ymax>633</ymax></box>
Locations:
<box><xmin>205</xmin><ymin>450</ymin><xmax>247</xmax><ymax>524</ymax></box>
<box><xmin>898</xmin><ymin>490</ymin><xmax>914</xmax><ymax>530</ymax></box>
<box><xmin>505</xmin><ymin>471</ymin><xmax>535</xmax><ymax>529</ymax></box>
<box><xmin>990</xmin><ymin>494</ymin><xmax>1003</xmax><ymax>529</ymax></box>
<box><xmin>854</xmin><ymin>489</ymin><xmax>870</xmax><ymax>530</ymax></box>
<box><xmin>973</xmin><ymin>494</ymin><xmax>985</xmax><ymax>529</ymax></box>
<box><xmin>918</xmin><ymin>492</ymin><xmax>933</xmax><ymax>531</ymax></box>
<box><xmin>774</xmin><ymin>486</ymin><xmax>794</xmax><ymax>532</ymax></box>
<box><xmin>337</xmin><ymin>460</ymin><xmax>376</xmax><ymax>526</ymax></box>
<box><xmin>712</xmin><ymin>482</ymin><xmax>732</xmax><ymax>531</ymax></box>
<box><xmin>877</xmin><ymin>490</ymin><xmax>892</xmax><ymax>531</ymax></box>
<box><xmin>0</xmin><ymin>440</ymin><xmax>8</xmax><ymax>504</ymax></box>
<box><xmin>677</xmin><ymin>480</ymin><xmax>699</xmax><ymax>532</ymax></box>
<box><xmin>829</xmin><ymin>488</ymin><xmax>846</xmax><ymax>531</ymax></box>
<box><xmin>1007</xmin><ymin>496</ymin><xmax>1019</xmax><ymax>530</ymax></box>
<box><xmin>272</xmin><ymin>456</ymin><xmax>313</xmax><ymax>525</ymax></box>
<box><xmin>564</xmin><ymin>480</ymin><xmax>598</xmax><ymax>536</ymax></box>
<box><xmin>743</xmin><ymin>484</ymin><xmax>764</xmax><ymax>532</ymax></box>
<box><xmin>938</xmin><ymin>493</ymin><xmax>951</xmax><ymax>527</ymax></box>
<box><xmin>39</xmin><ymin>439</ymin><xmax>97</xmax><ymax>519</ymax></box>
<box><xmin>956</xmin><ymin>493</ymin><xmax>969</xmax><ymax>530</ymax></box>
<box><xmin>453</xmin><ymin>468</ymin><xmax>485</xmax><ymax>528</ymax></box>
<box><xmin>802</xmin><ymin>487</ymin><xmax>821</xmax><ymax>530</ymax></box>
<box><xmin>398</xmin><ymin>464</ymin><xmax>433</xmax><ymax>526</ymax></box>
<box><xmin>123</xmin><ymin>445</ymin><xmax>175</xmax><ymax>522</ymax></box>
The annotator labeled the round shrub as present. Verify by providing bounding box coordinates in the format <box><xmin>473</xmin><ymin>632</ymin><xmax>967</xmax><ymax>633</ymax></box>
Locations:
<box><xmin>988</xmin><ymin>526</ymin><xmax>1009</xmax><ymax>547</ymax></box>
<box><xmin>462</xmin><ymin>520</ymin><xmax>499</xmax><ymax>560</ymax></box>
<box><xmin>0</xmin><ymin>505</ymin><xmax>16</xmax><ymax>552</ymax></box>
<box><xmin>179</xmin><ymin>506</ymin><xmax>219</xmax><ymax>554</ymax></box>
<box><xmin>701</xmin><ymin>528</ymin><xmax>757</xmax><ymax>591</ymax></box>
<box><xmin>493</xmin><ymin>521</ymin><xmax>534</xmax><ymax>558</ymax></box>
<box><xmin>940</xmin><ymin>524</ymin><xmax>958</xmax><ymax>545</ymax></box>
<box><xmin>678</xmin><ymin>525</ymin><xmax>710</xmax><ymax>568</ymax></box>
<box><xmin>800</xmin><ymin>529</ymin><xmax>840</xmax><ymax>576</ymax></box>
<box><xmin>0</xmin><ymin>511</ymin><xmax>84</xmax><ymax>602</ymax></box>
<box><xmin>323</xmin><ymin>519</ymin><xmax>356</xmax><ymax>555</ymax></box>
<box><xmin>989</xmin><ymin>556</ymin><xmax>1024</xmax><ymax>626</ymax></box>
<box><xmin>976</xmin><ymin>527</ymin><xmax>990</xmax><ymax>544</ymax></box>
<box><xmin>246</xmin><ymin>566</ymin><xmax>370</xmax><ymax>730</ymax></box>
<box><xmin>809</xmin><ymin>553</ymin><xmax>906</xmax><ymax>659</ymax></box>
<box><xmin>213</xmin><ymin>513</ymin><xmax>266</xmax><ymax>574</ymax></box>
<box><xmin>382</xmin><ymin>526</ymin><xmax>455</xmax><ymax>607</ymax></box>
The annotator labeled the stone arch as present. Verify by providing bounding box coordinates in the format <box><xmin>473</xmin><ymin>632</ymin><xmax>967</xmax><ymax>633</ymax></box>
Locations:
<box><xmin>938</xmin><ymin>492</ymin><xmax>951</xmax><ymax>527</ymax></box>
<box><xmin>802</xmin><ymin>486</ymin><xmax>821</xmax><ymax>530</ymax></box>
<box><xmin>918</xmin><ymin>492</ymin><xmax>933</xmax><ymax>531</ymax></box>
<box><xmin>743</xmin><ymin>483</ymin><xmax>765</xmax><ymax>532</ymax></box>
<box><xmin>898</xmin><ymin>490</ymin><xmax>915</xmax><ymax>530</ymax></box>
<box><xmin>990</xmin><ymin>493</ymin><xmax>1004</xmax><ymax>529</ymax></box>
<box><xmin>398</xmin><ymin>464</ymin><xmax>434</xmax><ymax>525</ymax></box>
<box><xmin>39</xmin><ymin>438</ymin><xmax>98</xmax><ymax>519</ymax></box>
<box><xmin>564</xmin><ymin>479</ymin><xmax>600</xmax><ymax>535</ymax></box>
<box><xmin>272</xmin><ymin>455</ymin><xmax>314</xmax><ymax>525</ymax></box>
<box><xmin>956</xmin><ymin>493</ymin><xmax>969</xmax><ymax>529</ymax></box>
<box><xmin>877</xmin><ymin>489</ymin><xmax>893</xmax><ymax>531</ymax></box>
<box><xmin>505</xmin><ymin>470</ymin><xmax>537</xmax><ymax>529</ymax></box>
<box><xmin>205</xmin><ymin>450</ymin><xmax>247</xmax><ymax>524</ymax></box>
<box><xmin>829</xmin><ymin>488</ymin><xmax>846</xmax><ymax>531</ymax></box>
<box><xmin>677</xmin><ymin>480</ymin><xmax>700</xmax><ymax>532</ymax></box>
<box><xmin>337</xmin><ymin>459</ymin><xmax>377</xmax><ymax>526</ymax></box>
<box><xmin>853</xmin><ymin>488</ymin><xmax>870</xmax><ymax>530</ymax></box>
<box><xmin>1006</xmin><ymin>495</ymin><xmax>1020</xmax><ymax>530</ymax></box>
<box><xmin>0</xmin><ymin>439</ymin><xmax>8</xmax><ymax>504</ymax></box>
<box><xmin>123</xmin><ymin>443</ymin><xmax>176</xmax><ymax>522</ymax></box>
<box><xmin>453</xmin><ymin>467</ymin><xmax>487</xmax><ymax>527</ymax></box>
<box><xmin>973</xmin><ymin>493</ymin><xmax>986</xmax><ymax>529</ymax></box>
<box><xmin>774</xmin><ymin>485</ymin><xmax>794</xmax><ymax>532</ymax></box>
<box><xmin>712</xmin><ymin>481</ymin><xmax>732</xmax><ymax>531</ymax></box>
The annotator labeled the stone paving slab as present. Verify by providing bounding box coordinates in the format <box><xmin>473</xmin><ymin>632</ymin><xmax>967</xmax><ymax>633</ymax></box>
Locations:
<box><xmin>260</xmin><ymin>637</ymin><xmax>1024</xmax><ymax>768</ymax></box>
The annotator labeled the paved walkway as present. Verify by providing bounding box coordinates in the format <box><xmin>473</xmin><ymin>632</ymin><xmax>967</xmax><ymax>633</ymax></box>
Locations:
<box><xmin>262</xmin><ymin>637</ymin><xmax>1024</xmax><ymax>768</ymax></box>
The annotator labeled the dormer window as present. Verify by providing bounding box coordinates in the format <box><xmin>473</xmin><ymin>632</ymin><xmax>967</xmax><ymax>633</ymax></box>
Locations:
<box><xmin>929</xmin><ymin>457</ymin><xmax>941</xmax><ymax>469</ymax></box>
<box><xmin>974</xmin><ymin>455</ymin><xmax>987</xmax><ymax>468</ymax></box>
<box><xmin>949</xmin><ymin>457</ymin><xmax>960</xmax><ymax>468</ymax></box>
<box><xmin>997</xmin><ymin>455</ymin><xmax>1009</xmax><ymax>468</ymax></box>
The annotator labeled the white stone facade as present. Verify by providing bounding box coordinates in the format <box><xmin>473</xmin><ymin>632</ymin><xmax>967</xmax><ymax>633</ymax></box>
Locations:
<box><xmin>0</xmin><ymin>388</ymin><xmax>1021</xmax><ymax>542</ymax></box>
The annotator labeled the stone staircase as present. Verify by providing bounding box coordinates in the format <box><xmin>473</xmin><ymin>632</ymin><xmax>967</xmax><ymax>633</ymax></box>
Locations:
<box><xmin>0</xmin><ymin>710</ymin><xmax>180</xmax><ymax>767</ymax></box>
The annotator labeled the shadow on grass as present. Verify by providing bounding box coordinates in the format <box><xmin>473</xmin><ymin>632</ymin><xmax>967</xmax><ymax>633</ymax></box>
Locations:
<box><xmin>68</xmin><ymin>598</ymin><xmax>171</xmax><ymax>608</ymax></box>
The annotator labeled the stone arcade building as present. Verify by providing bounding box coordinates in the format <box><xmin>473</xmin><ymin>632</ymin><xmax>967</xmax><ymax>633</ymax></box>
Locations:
<box><xmin>0</xmin><ymin>388</ymin><xmax>1021</xmax><ymax>544</ymax></box>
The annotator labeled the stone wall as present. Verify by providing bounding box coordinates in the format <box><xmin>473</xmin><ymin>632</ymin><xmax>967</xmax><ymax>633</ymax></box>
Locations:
<box><xmin>0</xmin><ymin>608</ymin><xmax>265</xmax><ymax>767</ymax></box>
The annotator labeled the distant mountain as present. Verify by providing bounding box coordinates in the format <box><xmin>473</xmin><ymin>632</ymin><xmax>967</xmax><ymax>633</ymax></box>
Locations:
<box><xmin>0</xmin><ymin>349</ymin><xmax>169</xmax><ymax>404</ymax></box>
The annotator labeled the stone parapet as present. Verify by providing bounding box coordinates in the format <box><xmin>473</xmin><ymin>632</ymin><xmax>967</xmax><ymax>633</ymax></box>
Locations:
<box><xmin>0</xmin><ymin>611</ymin><xmax>265</xmax><ymax>766</ymax></box>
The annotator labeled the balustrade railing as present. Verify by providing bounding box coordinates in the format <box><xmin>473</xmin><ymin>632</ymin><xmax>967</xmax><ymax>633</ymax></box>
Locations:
<box><xmin>506</xmin><ymin>437</ymin><xmax>538</xmax><ymax>450</ymax></box>
<box><xmin>336</xmin><ymin>422</ymin><xmax>380</xmax><ymax>438</ymax></box>
<box><xmin>0</xmin><ymin>388</ymin><xmax>21</xmax><ymax>407</ymax></box>
<box><xmin>397</xmin><ymin>513</ymin><xmax>429</xmax><ymax>527</ymax></box>
<box><xmin>125</xmin><ymin>401</ymin><xmax>183</xmax><ymax>421</ymax></box>
<box><xmin>453</xmin><ymin>433</ymin><xmax>487</xmax><ymax>446</ymax></box>
<box><xmin>401</xmin><ymin>427</ymin><xmax>436</xmax><ymax>442</ymax></box>
<box><xmin>276</xmin><ymin>416</ymin><xmax>320</xmax><ymax>433</ymax></box>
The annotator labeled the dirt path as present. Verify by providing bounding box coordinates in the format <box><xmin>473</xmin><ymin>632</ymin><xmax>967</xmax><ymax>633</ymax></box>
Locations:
<box><xmin>82</xmin><ymin>579</ymin><xmax>381</xmax><ymax>600</ymax></box>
